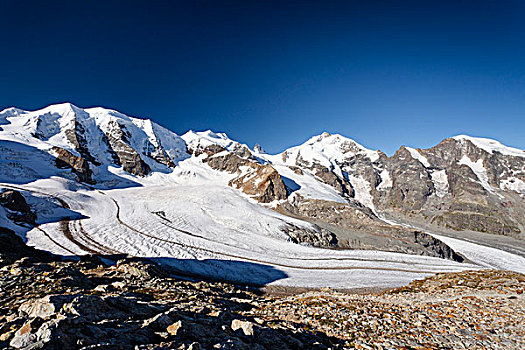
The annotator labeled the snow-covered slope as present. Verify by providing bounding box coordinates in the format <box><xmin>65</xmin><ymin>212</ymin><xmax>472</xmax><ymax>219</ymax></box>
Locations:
<box><xmin>261</xmin><ymin>132</ymin><xmax>380</xmax><ymax>171</ymax></box>
<box><xmin>0</xmin><ymin>103</ymin><xmax>188</xmax><ymax>181</ymax></box>
<box><xmin>2</xmin><ymin>177</ymin><xmax>485</xmax><ymax>289</ymax></box>
<box><xmin>256</xmin><ymin>132</ymin><xmax>383</xmax><ymax>207</ymax></box>
<box><xmin>182</xmin><ymin>130</ymin><xmax>254</xmax><ymax>160</ymax></box>
<box><xmin>182</xmin><ymin>130</ymin><xmax>242</xmax><ymax>153</ymax></box>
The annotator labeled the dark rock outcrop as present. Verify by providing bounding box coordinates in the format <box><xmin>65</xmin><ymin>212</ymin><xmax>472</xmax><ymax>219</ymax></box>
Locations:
<box><xmin>0</xmin><ymin>227</ymin><xmax>52</xmax><ymax>265</ymax></box>
<box><xmin>103</xmin><ymin>120</ymin><xmax>151</xmax><ymax>176</ymax></box>
<box><xmin>313</xmin><ymin>165</ymin><xmax>354</xmax><ymax>198</ymax></box>
<box><xmin>52</xmin><ymin>147</ymin><xmax>94</xmax><ymax>184</ymax></box>
<box><xmin>229</xmin><ymin>164</ymin><xmax>288</xmax><ymax>203</ymax></box>
<box><xmin>382</xmin><ymin>146</ymin><xmax>434</xmax><ymax>211</ymax></box>
<box><xmin>284</xmin><ymin>224</ymin><xmax>338</xmax><ymax>247</ymax></box>
<box><xmin>64</xmin><ymin>119</ymin><xmax>101</xmax><ymax>166</ymax></box>
<box><xmin>277</xmin><ymin>199</ymin><xmax>465</xmax><ymax>261</ymax></box>
<box><xmin>202</xmin><ymin>146</ymin><xmax>288</xmax><ymax>203</ymax></box>
<box><xmin>0</xmin><ymin>190</ymin><xmax>36</xmax><ymax>225</ymax></box>
<box><xmin>0</xmin><ymin>190</ymin><xmax>33</xmax><ymax>217</ymax></box>
<box><xmin>412</xmin><ymin>231</ymin><xmax>465</xmax><ymax>262</ymax></box>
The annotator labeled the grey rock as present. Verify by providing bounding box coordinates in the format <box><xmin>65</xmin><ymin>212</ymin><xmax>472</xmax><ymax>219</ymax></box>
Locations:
<box><xmin>231</xmin><ymin>319</ymin><xmax>255</xmax><ymax>336</ymax></box>
<box><xmin>0</xmin><ymin>190</ymin><xmax>37</xmax><ymax>224</ymax></box>
<box><xmin>19</xmin><ymin>295</ymin><xmax>74</xmax><ymax>320</ymax></box>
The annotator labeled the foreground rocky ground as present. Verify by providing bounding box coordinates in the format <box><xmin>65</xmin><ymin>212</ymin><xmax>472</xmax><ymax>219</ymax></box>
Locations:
<box><xmin>256</xmin><ymin>270</ymin><xmax>524</xmax><ymax>349</ymax></box>
<box><xmin>1</xmin><ymin>228</ymin><xmax>523</xmax><ymax>349</ymax></box>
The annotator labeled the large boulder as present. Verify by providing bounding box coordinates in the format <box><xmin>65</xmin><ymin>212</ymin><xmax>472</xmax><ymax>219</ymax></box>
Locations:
<box><xmin>0</xmin><ymin>189</ymin><xmax>36</xmax><ymax>224</ymax></box>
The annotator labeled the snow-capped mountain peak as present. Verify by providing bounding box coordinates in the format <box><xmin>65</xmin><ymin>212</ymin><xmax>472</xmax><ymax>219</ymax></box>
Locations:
<box><xmin>276</xmin><ymin>131</ymin><xmax>381</xmax><ymax>169</ymax></box>
<box><xmin>0</xmin><ymin>103</ymin><xmax>189</xmax><ymax>182</ymax></box>
<box><xmin>452</xmin><ymin>135</ymin><xmax>525</xmax><ymax>158</ymax></box>
<box><xmin>182</xmin><ymin>129</ymin><xmax>254</xmax><ymax>159</ymax></box>
<box><xmin>182</xmin><ymin>130</ymin><xmax>235</xmax><ymax>148</ymax></box>
<box><xmin>0</xmin><ymin>106</ymin><xmax>26</xmax><ymax>118</ymax></box>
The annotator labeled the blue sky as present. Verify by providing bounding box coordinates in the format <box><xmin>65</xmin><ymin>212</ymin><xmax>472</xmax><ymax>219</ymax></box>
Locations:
<box><xmin>0</xmin><ymin>1</ymin><xmax>524</xmax><ymax>155</ymax></box>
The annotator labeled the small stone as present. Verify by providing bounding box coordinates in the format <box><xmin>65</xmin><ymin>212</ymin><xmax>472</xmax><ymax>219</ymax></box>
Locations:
<box><xmin>0</xmin><ymin>331</ymin><xmax>13</xmax><ymax>342</ymax></box>
<box><xmin>94</xmin><ymin>284</ymin><xmax>111</xmax><ymax>292</ymax></box>
<box><xmin>231</xmin><ymin>319</ymin><xmax>254</xmax><ymax>336</ymax></box>
<box><xmin>142</xmin><ymin>313</ymin><xmax>173</xmax><ymax>329</ymax></box>
<box><xmin>154</xmin><ymin>331</ymin><xmax>169</xmax><ymax>339</ymax></box>
<box><xmin>167</xmin><ymin>320</ymin><xmax>182</xmax><ymax>336</ymax></box>
<box><xmin>208</xmin><ymin>310</ymin><xmax>221</xmax><ymax>317</ymax></box>
<box><xmin>188</xmin><ymin>342</ymin><xmax>201</xmax><ymax>350</ymax></box>
<box><xmin>9</xmin><ymin>267</ymin><xmax>22</xmax><ymax>275</ymax></box>
<box><xmin>6</xmin><ymin>314</ymin><xmax>18</xmax><ymax>322</ymax></box>
<box><xmin>19</xmin><ymin>295</ymin><xmax>73</xmax><ymax>320</ymax></box>
<box><xmin>9</xmin><ymin>321</ymin><xmax>34</xmax><ymax>349</ymax></box>
<box><xmin>111</xmin><ymin>281</ymin><xmax>126</xmax><ymax>289</ymax></box>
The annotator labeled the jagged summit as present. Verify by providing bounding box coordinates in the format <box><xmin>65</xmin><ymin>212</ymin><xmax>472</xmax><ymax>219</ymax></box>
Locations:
<box><xmin>253</xmin><ymin>143</ymin><xmax>267</xmax><ymax>154</ymax></box>
<box><xmin>0</xmin><ymin>103</ymin><xmax>189</xmax><ymax>181</ymax></box>
<box><xmin>273</xmin><ymin>131</ymin><xmax>381</xmax><ymax>169</ymax></box>
<box><xmin>452</xmin><ymin>134</ymin><xmax>525</xmax><ymax>158</ymax></box>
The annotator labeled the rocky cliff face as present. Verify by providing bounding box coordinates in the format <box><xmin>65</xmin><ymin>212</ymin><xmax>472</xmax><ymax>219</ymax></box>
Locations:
<box><xmin>229</xmin><ymin>164</ymin><xmax>288</xmax><ymax>203</ymax></box>
<box><xmin>263</xmin><ymin>132</ymin><xmax>524</xmax><ymax>239</ymax></box>
<box><xmin>0</xmin><ymin>191</ymin><xmax>37</xmax><ymax>225</ymax></box>
<box><xmin>192</xmin><ymin>144</ymin><xmax>288</xmax><ymax>203</ymax></box>
<box><xmin>102</xmin><ymin>120</ymin><xmax>152</xmax><ymax>176</ymax></box>
<box><xmin>276</xmin><ymin>198</ymin><xmax>465</xmax><ymax>260</ymax></box>
<box><xmin>51</xmin><ymin>147</ymin><xmax>94</xmax><ymax>183</ymax></box>
<box><xmin>375</xmin><ymin>137</ymin><xmax>525</xmax><ymax>236</ymax></box>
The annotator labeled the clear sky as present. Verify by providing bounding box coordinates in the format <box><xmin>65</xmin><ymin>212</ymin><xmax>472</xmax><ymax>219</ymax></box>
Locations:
<box><xmin>1</xmin><ymin>1</ymin><xmax>524</xmax><ymax>155</ymax></box>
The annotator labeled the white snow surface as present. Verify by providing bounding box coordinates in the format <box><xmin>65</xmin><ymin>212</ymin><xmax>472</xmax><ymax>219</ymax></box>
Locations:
<box><xmin>2</xmin><ymin>177</ymin><xmax>482</xmax><ymax>289</ymax></box>
<box><xmin>430</xmin><ymin>170</ymin><xmax>449</xmax><ymax>198</ymax></box>
<box><xmin>266</xmin><ymin>132</ymin><xmax>380</xmax><ymax>170</ymax></box>
<box><xmin>406</xmin><ymin>147</ymin><xmax>430</xmax><ymax>167</ymax></box>
<box><xmin>453</xmin><ymin>135</ymin><xmax>525</xmax><ymax>158</ymax></box>
<box><xmin>346</xmin><ymin>174</ymin><xmax>376</xmax><ymax>212</ymax></box>
<box><xmin>500</xmin><ymin>177</ymin><xmax>525</xmax><ymax>195</ymax></box>
<box><xmin>270</xmin><ymin>164</ymin><xmax>347</xmax><ymax>204</ymax></box>
<box><xmin>458</xmin><ymin>155</ymin><xmax>495</xmax><ymax>193</ymax></box>
<box><xmin>430</xmin><ymin>234</ymin><xmax>525</xmax><ymax>274</ymax></box>
<box><xmin>377</xmin><ymin>169</ymin><xmax>393</xmax><ymax>191</ymax></box>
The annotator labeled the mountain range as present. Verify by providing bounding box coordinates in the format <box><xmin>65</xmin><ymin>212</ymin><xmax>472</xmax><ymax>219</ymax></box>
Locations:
<box><xmin>1</xmin><ymin>103</ymin><xmax>524</xmax><ymax>289</ymax></box>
